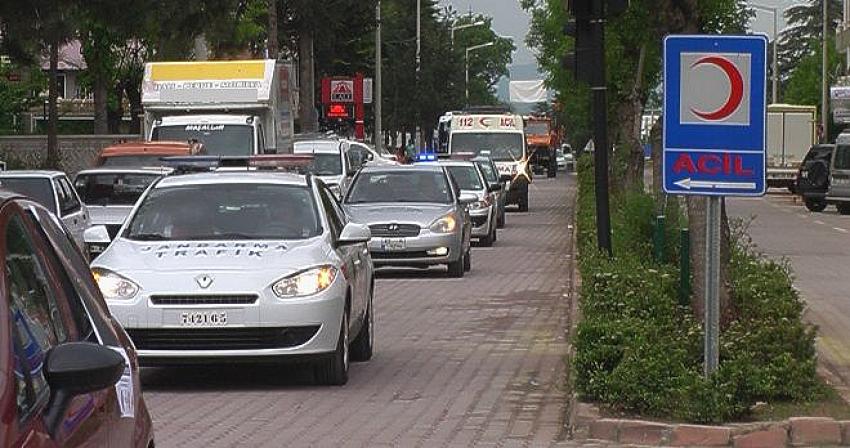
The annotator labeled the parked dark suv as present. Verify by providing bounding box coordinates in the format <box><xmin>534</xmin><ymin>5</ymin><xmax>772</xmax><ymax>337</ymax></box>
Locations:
<box><xmin>796</xmin><ymin>144</ymin><xmax>834</xmax><ymax>212</ymax></box>
<box><xmin>0</xmin><ymin>191</ymin><xmax>154</xmax><ymax>447</ymax></box>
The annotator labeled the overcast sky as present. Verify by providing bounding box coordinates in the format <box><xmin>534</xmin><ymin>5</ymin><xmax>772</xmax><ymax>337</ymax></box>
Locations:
<box><xmin>439</xmin><ymin>0</ymin><xmax>801</xmax><ymax>77</ymax></box>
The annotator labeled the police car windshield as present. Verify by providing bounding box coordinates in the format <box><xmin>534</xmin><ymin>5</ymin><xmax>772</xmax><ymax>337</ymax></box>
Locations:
<box><xmin>74</xmin><ymin>172</ymin><xmax>161</xmax><ymax>206</ymax></box>
<box><xmin>152</xmin><ymin>124</ymin><xmax>253</xmax><ymax>156</ymax></box>
<box><xmin>450</xmin><ymin>133</ymin><xmax>524</xmax><ymax>161</ymax></box>
<box><xmin>0</xmin><ymin>177</ymin><xmax>56</xmax><ymax>213</ymax></box>
<box><xmin>446</xmin><ymin>166</ymin><xmax>483</xmax><ymax>190</ymax></box>
<box><xmin>125</xmin><ymin>183</ymin><xmax>321</xmax><ymax>241</ymax></box>
<box><xmin>346</xmin><ymin>171</ymin><xmax>452</xmax><ymax>204</ymax></box>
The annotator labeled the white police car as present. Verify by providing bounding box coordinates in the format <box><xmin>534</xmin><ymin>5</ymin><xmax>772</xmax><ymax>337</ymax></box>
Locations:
<box><xmin>89</xmin><ymin>156</ymin><xmax>375</xmax><ymax>385</ymax></box>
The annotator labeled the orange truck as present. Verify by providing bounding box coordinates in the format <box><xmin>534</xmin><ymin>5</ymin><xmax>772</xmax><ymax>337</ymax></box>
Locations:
<box><xmin>524</xmin><ymin>116</ymin><xmax>557</xmax><ymax>177</ymax></box>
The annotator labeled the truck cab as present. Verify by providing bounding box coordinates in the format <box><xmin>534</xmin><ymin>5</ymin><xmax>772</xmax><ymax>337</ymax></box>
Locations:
<box><xmin>149</xmin><ymin>114</ymin><xmax>267</xmax><ymax>156</ymax></box>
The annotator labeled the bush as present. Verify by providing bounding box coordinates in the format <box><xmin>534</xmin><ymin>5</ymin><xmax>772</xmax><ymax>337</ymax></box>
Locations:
<box><xmin>573</xmin><ymin>155</ymin><xmax>821</xmax><ymax>423</ymax></box>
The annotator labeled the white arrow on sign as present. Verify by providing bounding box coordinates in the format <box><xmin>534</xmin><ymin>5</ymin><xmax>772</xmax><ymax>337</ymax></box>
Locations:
<box><xmin>674</xmin><ymin>178</ymin><xmax>756</xmax><ymax>190</ymax></box>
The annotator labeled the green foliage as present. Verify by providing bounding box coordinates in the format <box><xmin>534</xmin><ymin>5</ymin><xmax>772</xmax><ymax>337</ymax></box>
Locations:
<box><xmin>573</xmin><ymin>157</ymin><xmax>821</xmax><ymax>423</ymax></box>
<box><xmin>0</xmin><ymin>64</ymin><xmax>46</xmax><ymax>135</ymax></box>
<box><xmin>784</xmin><ymin>37</ymin><xmax>842</xmax><ymax>109</ymax></box>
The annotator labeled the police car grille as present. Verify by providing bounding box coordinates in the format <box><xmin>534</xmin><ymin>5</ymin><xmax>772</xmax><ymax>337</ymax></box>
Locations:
<box><xmin>127</xmin><ymin>326</ymin><xmax>320</xmax><ymax>351</ymax></box>
<box><xmin>369</xmin><ymin>224</ymin><xmax>420</xmax><ymax>237</ymax></box>
<box><xmin>150</xmin><ymin>294</ymin><xmax>259</xmax><ymax>306</ymax></box>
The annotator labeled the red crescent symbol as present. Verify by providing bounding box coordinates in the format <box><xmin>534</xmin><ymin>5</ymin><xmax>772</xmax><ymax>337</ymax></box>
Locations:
<box><xmin>689</xmin><ymin>56</ymin><xmax>744</xmax><ymax>121</ymax></box>
<box><xmin>478</xmin><ymin>117</ymin><xmax>491</xmax><ymax>127</ymax></box>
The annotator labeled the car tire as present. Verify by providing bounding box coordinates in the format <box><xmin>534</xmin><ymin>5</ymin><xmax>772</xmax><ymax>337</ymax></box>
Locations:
<box><xmin>497</xmin><ymin>209</ymin><xmax>505</xmax><ymax>228</ymax></box>
<box><xmin>447</xmin><ymin>252</ymin><xmax>465</xmax><ymax>278</ymax></box>
<box><xmin>350</xmin><ymin>292</ymin><xmax>373</xmax><ymax>362</ymax></box>
<box><xmin>804</xmin><ymin>198</ymin><xmax>828</xmax><ymax>212</ymax></box>
<box><xmin>518</xmin><ymin>195</ymin><xmax>529</xmax><ymax>212</ymax></box>
<box><xmin>839</xmin><ymin>204</ymin><xmax>850</xmax><ymax>215</ymax></box>
<box><xmin>463</xmin><ymin>248</ymin><xmax>471</xmax><ymax>272</ymax></box>
<box><xmin>479</xmin><ymin>228</ymin><xmax>494</xmax><ymax>247</ymax></box>
<box><xmin>315</xmin><ymin>311</ymin><xmax>349</xmax><ymax>386</ymax></box>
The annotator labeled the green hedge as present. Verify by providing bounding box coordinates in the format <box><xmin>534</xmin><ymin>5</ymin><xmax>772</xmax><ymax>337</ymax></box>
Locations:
<box><xmin>573</xmin><ymin>156</ymin><xmax>820</xmax><ymax>423</ymax></box>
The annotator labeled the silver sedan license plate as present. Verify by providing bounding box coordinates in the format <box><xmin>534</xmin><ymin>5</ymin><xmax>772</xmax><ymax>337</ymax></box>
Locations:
<box><xmin>381</xmin><ymin>238</ymin><xmax>406</xmax><ymax>251</ymax></box>
<box><xmin>180</xmin><ymin>311</ymin><xmax>227</xmax><ymax>327</ymax></box>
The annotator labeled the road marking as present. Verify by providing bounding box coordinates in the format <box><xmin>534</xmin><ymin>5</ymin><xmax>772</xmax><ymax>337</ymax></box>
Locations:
<box><xmin>815</xmin><ymin>220</ymin><xmax>826</xmax><ymax>225</ymax></box>
<box><xmin>834</xmin><ymin>227</ymin><xmax>849</xmax><ymax>234</ymax></box>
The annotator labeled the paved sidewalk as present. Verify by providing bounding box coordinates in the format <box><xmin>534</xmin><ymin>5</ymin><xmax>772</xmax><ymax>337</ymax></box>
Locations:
<box><xmin>141</xmin><ymin>175</ymin><xmax>581</xmax><ymax>447</ymax></box>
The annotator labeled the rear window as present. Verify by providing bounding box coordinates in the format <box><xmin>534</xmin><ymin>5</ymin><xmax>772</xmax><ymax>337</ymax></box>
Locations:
<box><xmin>0</xmin><ymin>178</ymin><xmax>55</xmax><ymax>213</ymax></box>
<box><xmin>835</xmin><ymin>145</ymin><xmax>850</xmax><ymax>170</ymax></box>
<box><xmin>74</xmin><ymin>172</ymin><xmax>161</xmax><ymax>206</ymax></box>
<box><xmin>346</xmin><ymin>170</ymin><xmax>452</xmax><ymax>204</ymax></box>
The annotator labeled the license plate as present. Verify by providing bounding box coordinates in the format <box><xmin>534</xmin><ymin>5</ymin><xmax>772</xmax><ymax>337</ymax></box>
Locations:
<box><xmin>381</xmin><ymin>238</ymin><xmax>406</xmax><ymax>251</ymax></box>
<box><xmin>180</xmin><ymin>311</ymin><xmax>227</xmax><ymax>327</ymax></box>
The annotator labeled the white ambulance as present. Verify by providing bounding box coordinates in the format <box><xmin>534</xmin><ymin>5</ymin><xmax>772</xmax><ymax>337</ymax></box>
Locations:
<box><xmin>446</xmin><ymin>109</ymin><xmax>530</xmax><ymax>211</ymax></box>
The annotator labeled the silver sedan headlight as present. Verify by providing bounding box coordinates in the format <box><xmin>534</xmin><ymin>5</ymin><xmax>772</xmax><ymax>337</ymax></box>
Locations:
<box><xmin>273</xmin><ymin>265</ymin><xmax>338</xmax><ymax>298</ymax></box>
<box><xmin>429</xmin><ymin>213</ymin><xmax>457</xmax><ymax>233</ymax></box>
<box><xmin>92</xmin><ymin>268</ymin><xmax>139</xmax><ymax>300</ymax></box>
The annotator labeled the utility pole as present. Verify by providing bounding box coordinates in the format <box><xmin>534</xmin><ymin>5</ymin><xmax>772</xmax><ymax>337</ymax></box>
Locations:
<box><xmin>590</xmin><ymin>3</ymin><xmax>612</xmax><ymax>255</ymax></box>
<box><xmin>415</xmin><ymin>0</ymin><xmax>422</xmax><ymax>151</ymax></box>
<box><xmin>375</xmin><ymin>0</ymin><xmax>383</xmax><ymax>152</ymax></box>
<box><xmin>824</xmin><ymin>0</ymin><xmax>830</xmax><ymax>142</ymax></box>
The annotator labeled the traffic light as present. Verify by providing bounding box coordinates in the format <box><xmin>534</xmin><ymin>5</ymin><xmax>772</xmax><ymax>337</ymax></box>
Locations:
<box><xmin>562</xmin><ymin>19</ymin><xmax>594</xmax><ymax>83</ymax></box>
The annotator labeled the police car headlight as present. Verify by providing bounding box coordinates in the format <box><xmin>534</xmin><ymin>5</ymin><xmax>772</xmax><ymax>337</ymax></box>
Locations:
<box><xmin>273</xmin><ymin>265</ymin><xmax>337</xmax><ymax>298</ymax></box>
<box><xmin>429</xmin><ymin>213</ymin><xmax>457</xmax><ymax>233</ymax></box>
<box><xmin>92</xmin><ymin>268</ymin><xmax>139</xmax><ymax>300</ymax></box>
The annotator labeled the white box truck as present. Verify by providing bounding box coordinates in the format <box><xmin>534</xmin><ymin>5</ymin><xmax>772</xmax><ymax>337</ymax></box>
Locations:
<box><xmin>766</xmin><ymin>104</ymin><xmax>817</xmax><ymax>191</ymax></box>
<box><xmin>142</xmin><ymin>59</ymin><xmax>296</xmax><ymax>156</ymax></box>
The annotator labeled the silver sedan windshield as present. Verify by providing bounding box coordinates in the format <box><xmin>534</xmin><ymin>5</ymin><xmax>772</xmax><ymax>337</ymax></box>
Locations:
<box><xmin>125</xmin><ymin>183</ymin><xmax>321</xmax><ymax>241</ymax></box>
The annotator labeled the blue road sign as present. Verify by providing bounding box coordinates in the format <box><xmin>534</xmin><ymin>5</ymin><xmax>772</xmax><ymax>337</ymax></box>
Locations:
<box><xmin>663</xmin><ymin>35</ymin><xmax>768</xmax><ymax>196</ymax></box>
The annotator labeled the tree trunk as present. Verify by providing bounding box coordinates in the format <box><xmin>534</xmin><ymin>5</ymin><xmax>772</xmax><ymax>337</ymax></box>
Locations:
<box><xmin>93</xmin><ymin>75</ymin><xmax>109</xmax><ymax>134</ymax></box>
<box><xmin>126</xmin><ymin>81</ymin><xmax>143</xmax><ymax>136</ymax></box>
<box><xmin>622</xmin><ymin>44</ymin><xmax>648</xmax><ymax>191</ymax></box>
<box><xmin>298</xmin><ymin>28</ymin><xmax>317</xmax><ymax>133</ymax></box>
<box><xmin>193</xmin><ymin>34</ymin><xmax>208</xmax><ymax>61</ymax></box>
<box><xmin>46</xmin><ymin>38</ymin><xmax>60</xmax><ymax>170</ymax></box>
<box><xmin>267</xmin><ymin>0</ymin><xmax>278</xmax><ymax>59</ymax></box>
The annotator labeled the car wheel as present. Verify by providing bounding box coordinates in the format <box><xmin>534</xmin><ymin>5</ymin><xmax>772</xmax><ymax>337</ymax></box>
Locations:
<box><xmin>518</xmin><ymin>195</ymin><xmax>529</xmax><ymax>212</ymax></box>
<box><xmin>350</xmin><ymin>292</ymin><xmax>374</xmax><ymax>362</ymax></box>
<box><xmin>479</xmin><ymin>228</ymin><xmax>494</xmax><ymax>247</ymax></box>
<box><xmin>839</xmin><ymin>204</ymin><xmax>850</xmax><ymax>215</ymax></box>
<box><xmin>447</xmin><ymin>252</ymin><xmax>465</xmax><ymax>278</ymax></box>
<box><xmin>463</xmin><ymin>248</ymin><xmax>471</xmax><ymax>272</ymax></box>
<box><xmin>315</xmin><ymin>311</ymin><xmax>349</xmax><ymax>385</ymax></box>
<box><xmin>804</xmin><ymin>198</ymin><xmax>828</xmax><ymax>212</ymax></box>
<box><xmin>497</xmin><ymin>209</ymin><xmax>505</xmax><ymax>228</ymax></box>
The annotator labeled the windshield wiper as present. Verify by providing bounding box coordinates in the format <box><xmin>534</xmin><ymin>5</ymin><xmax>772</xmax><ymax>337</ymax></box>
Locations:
<box><xmin>128</xmin><ymin>232</ymin><xmax>169</xmax><ymax>241</ymax></box>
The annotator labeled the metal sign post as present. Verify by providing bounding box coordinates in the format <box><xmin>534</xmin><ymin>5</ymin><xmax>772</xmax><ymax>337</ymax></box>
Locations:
<box><xmin>704</xmin><ymin>196</ymin><xmax>721</xmax><ymax>374</ymax></box>
<box><xmin>663</xmin><ymin>35</ymin><xmax>768</xmax><ymax>377</ymax></box>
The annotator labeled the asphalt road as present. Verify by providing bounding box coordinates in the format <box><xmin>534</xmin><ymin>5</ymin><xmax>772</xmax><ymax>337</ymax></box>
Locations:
<box><xmin>728</xmin><ymin>193</ymin><xmax>850</xmax><ymax>397</ymax></box>
<box><xmin>140</xmin><ymin>174</ymin><xmax>581</xmax><ymax>447</ymax></box>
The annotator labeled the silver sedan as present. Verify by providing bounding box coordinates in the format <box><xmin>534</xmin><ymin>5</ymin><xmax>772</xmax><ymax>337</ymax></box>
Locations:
<box><xmin>343</xmin><ymin>164</ymin><xmax>475</xmax><ymax>277</ymax></box>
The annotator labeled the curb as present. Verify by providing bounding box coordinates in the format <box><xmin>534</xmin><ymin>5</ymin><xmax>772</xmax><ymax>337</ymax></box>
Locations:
<box><xmin>570</xmin><ymin>403</ymin><xmax>850</xmax><ymax>447</ymax></box>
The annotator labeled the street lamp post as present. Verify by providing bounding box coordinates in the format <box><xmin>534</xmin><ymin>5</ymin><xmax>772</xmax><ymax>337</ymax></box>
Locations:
<box><xmin>465</xmin><ymin>42</ymin><xmax>495</xmax><ymax>104</ymax></box>
<box><xmin>375</xmin><ymin>0</ymin><xmax>382</xmax><ymax>152</ymax></box>
<box><xmin>752</xmin><ymin>3</ymin><xmax>779</xmax><ymax>104</ymax></box>
<box><xmin>451</xmin><ymin>20</ymin><xmax>486</xmax><ymax>46</ymax></box>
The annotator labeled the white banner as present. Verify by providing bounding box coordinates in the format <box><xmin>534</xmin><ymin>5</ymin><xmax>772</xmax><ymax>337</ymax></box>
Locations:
<box><xmin>509</xmin><ymin>80</ymin><xmax>547</xmax><ymax>103</ymax></box>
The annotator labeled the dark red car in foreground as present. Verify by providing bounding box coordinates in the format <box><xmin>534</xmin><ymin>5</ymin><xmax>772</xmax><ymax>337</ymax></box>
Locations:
<box><xmin>0</xmin><ymin>191</ymin><xmax>153</xmax><ymax>447</ymax></box>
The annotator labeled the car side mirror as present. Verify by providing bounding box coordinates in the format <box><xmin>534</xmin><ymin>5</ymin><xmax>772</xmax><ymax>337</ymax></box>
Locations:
<box><xmin>43</xmin><ymin>342</ymin><xmax>125</xmax><ymax>438</ymax></box>
<box><xmin>458</xmin><ymin>193</ymin><xmax>478</xmax><ymax>204</ymax></box>
<box><xmin>488</xmin><ymin>182</ymin><xmax>502</xmax><ymax>192</ymax></box>
<box><xmin>337</xmin><ymin>222</ymin><xmax>371</xmax><ymax>246</ymax></box>
<box><xmin>84</xmin><ymin>225</ymin><xmax>111</xmax><ymax>244</ymax></box>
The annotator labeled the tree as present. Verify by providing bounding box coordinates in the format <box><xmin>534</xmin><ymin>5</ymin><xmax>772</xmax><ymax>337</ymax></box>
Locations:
<box><xmin>778</xmin><ymin>0</ymin><xmax>842</xmax><ymax>83</ymax></box>
<box><xmin>0</xmin><ymin>0</ymin><xmax>79</xmax><ymax>168</ymax></box>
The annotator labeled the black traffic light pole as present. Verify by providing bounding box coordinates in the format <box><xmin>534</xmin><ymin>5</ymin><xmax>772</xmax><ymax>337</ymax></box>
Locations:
<box><xmin>590</xmin><ymin>12</ymin><xmax>612</xmax><ymax>256</ymax></box>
